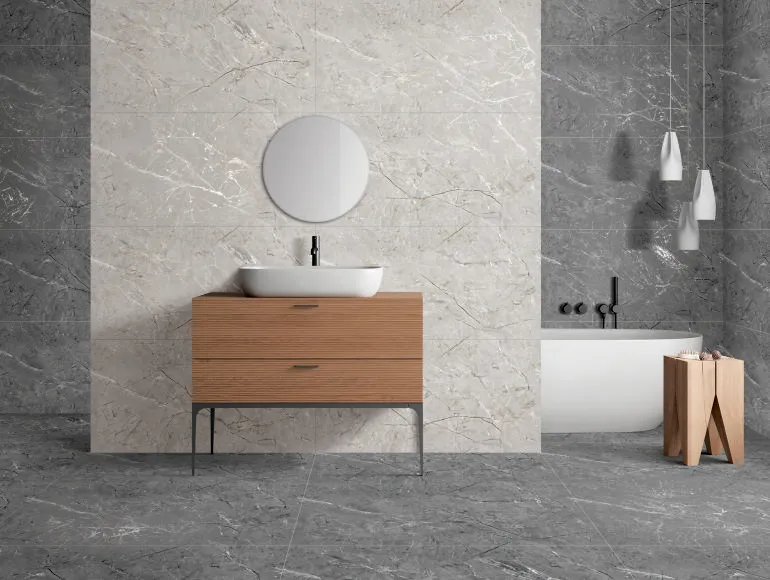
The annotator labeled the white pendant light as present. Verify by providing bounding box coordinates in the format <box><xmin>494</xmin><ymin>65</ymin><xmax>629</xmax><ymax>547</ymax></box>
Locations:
<box><xmin>677</xmin><ymin>201</ymin><xmax>700</xmax><ymax>251</ymax></box>
<box><xmin>693</xmin><ymin>170</ymin><xmax>716</xmax><ymax>219</ymax></box>
<box><xmin>692</xmin><ymin>0</ymin><xmax>716</xmax><ymax>220</ymax></box>
<box><xmin>660</xmin><ymin>132</ymin><xmax>683</xmax><ymax>180</ymax></box>
<box><xmin>660</xmin><ymin>0</ymin><xmax>683</xmax><ymax>181</ymax></box>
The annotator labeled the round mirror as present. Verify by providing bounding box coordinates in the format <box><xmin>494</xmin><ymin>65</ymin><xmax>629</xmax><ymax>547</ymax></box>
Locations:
<box><xmin>262</xmin><ymin>115</ymin><xmax>369</xmax><ymax>223</ymax></box>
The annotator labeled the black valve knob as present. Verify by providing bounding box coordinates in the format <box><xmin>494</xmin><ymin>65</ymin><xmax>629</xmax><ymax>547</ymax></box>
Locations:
<box><xmin>575</xmin><ymin>302</ymin><xmax>588</xmax><ymax>315</ymax></box>
<box><xmin>597</xmin><ymin>303</ymin><xmax>609</xmax><ymax>314</ymax></box>
<box><xmin>559</xmin><ymin>302</ymin><xmax>573</xmax><ymax>314</ymax></box>
<box><xmin>609</xmin><ymin>304</ymin><xmax>620</xmax><ymax>314</ymax></box>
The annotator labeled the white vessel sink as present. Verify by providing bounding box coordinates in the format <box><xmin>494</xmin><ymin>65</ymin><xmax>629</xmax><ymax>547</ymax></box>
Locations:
<box><xmin>240</xmin><ymin>266</ymin><xmax>383</xmax><ymax>298</ymax></box>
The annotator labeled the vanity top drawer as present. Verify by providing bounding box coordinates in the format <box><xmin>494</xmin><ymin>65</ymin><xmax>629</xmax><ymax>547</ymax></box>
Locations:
<box><xmin>192</xmin><ymin>292</ymin><xmax>422</xmax><ymax>359</ymax></box>
<box><xmin>193</xmin><ymin>359</ymin><xmax>423</xmax><ymax>403</ymax></box>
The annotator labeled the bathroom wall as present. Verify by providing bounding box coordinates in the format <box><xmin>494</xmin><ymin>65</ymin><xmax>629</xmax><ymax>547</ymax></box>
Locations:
<box><xmin>541</xmin><ymin>0</ymin><xmax>724</xmax><ymax>348</ymax></box>
<box><xmin>91</xmin><ymin>0</ymin><xmax>542</xmax><ymax>452</ymax></box>
<box><xmin>0</xmin><ymin>1</ymin><xmax>90</xmax><ymax>413</ymax></box>
<box><xmin>722</xmin><ymin>2</ymin><xmax>770</xmax><ymax>435</ymax></box>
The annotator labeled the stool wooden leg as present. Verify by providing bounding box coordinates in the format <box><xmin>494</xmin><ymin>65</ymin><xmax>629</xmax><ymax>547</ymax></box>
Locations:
<box><xmin>714</xmin><ymin>359</ymin><xmax>744</xmax><ymax>465</ymax></box>
<box><xmin>704</xmin><ymin>416</ymin><xmax>723</xmax><ymax>456</ymax></box>
<box><xmin>678</xmin><ymin>361</ymin><xmax>716</xmax><ymax>466</ymax></box>
<box><xmin>663</xmin><ymin>357</ymin><xmax>681</xmax><ymax>457</ymax></box>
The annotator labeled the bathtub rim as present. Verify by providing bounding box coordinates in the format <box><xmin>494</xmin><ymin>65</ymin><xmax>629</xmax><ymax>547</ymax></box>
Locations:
<box><xmin>541</xmin><ymin>328</ymin><xmax>703</xmax><ymax>341</ymax></box>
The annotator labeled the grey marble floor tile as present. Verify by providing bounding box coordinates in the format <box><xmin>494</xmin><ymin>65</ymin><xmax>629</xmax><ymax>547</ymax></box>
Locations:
<box><xmin>283</xmin><ymin>543</ymin><xmax>623</xmax><ymax>580</ymax></box>
<box><xmin>0</xmin><ymin>545</ymin><xmax>286</xmax><ymax>580</ymax></box>
<box><xmin>546</xmin><ymin>441</ymin><xmax>770</xmax><ymax>547</ymax></box>
<box><xmin>0</xmin><ymin>322</ymin><xmax>89</xmax><ymax>414</ymax></box>
<box><xmin>0</xmin><ymin>473</ymin><xmax>305</xmax><ymax>547</ymax></box>
<box><xmin>293</xmin><ymin>453</ymin><xmax>602</xmax><ymax>548</ymax></box>
<box><xmin>0</xmin><ymin>0</ymin><xmax>90</xmax><ymax>46</ymax></box>
<box><xmin>613</xmin><ymin>545</ymin><xmax>770</xmax><ymax>579</ymax></box>
<box><xmin>0</xmin><ymin>229</ymin><xmax>89</xmax><ymax>321</ymax></box>
<box><xmin>0</xmin><ymin>137</ymin><xmax>90</xmax><ymax>229</ymax></box>
<box><xmin>0</xmin><ymin>46</ymin><xmax>89</xmax><ymax>137</ymax></box>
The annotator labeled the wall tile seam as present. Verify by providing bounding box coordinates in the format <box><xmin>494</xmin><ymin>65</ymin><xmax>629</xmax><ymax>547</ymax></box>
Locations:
<box><xmin>541</xmin><ymin>43</ymin><xmax>724</xmax><ymax>48</ymax></box>
<box><xmin>88</xmin><ymin>225</ymin><xmax>543</xmax><ymax>230</ymax></box>
<box><xmin>90</xmin><ymin>111</ymin><xmax>543</xmax><ymax>115</ymax></box>
<box><xmin>0</xmin><ymin>44</ymin><xmax>90</xmax><ymax>47</ymax></box>
<box><xmin>726</xmin><ymin>321</ymin><xmax>767</xmax><ymax>335</ymax></box>
<box><xmin>722</xmin><ymin>124</ymin><xmax>769</xmax><ymax>139</ymax></box>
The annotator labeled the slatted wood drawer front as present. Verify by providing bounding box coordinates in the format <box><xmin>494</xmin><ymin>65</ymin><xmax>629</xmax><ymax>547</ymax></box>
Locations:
<box><xmin>192</xmin><ymin>359</ymin><xmax>423</xmax><ymax>403</ymax></box>
<box><xmin>192</xmin><ymin>293</ymin><xmax>422</xmax><ymax>359</ymax></box>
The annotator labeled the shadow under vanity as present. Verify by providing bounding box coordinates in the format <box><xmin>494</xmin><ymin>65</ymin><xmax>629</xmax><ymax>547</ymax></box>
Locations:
<box><xmin>190</xmin><ymin>292</ymin><xmax>424</xmax><ymax>475</ymax></box>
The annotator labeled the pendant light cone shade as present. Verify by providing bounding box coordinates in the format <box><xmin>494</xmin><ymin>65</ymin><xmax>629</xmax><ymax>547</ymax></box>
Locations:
<box><xmin>660</xmin><ymin>132</ymin><xmax>683</xmax><ymax>181</ymax></box>
<box><xmin>693</xmin><ymin>169</ymin><xmax>716</xmax><ymax>220</ymax></box>
<box><xmin>677</xmin><ymin>202</ymin><xmax>700</xmax><ymax>251</ymax></box>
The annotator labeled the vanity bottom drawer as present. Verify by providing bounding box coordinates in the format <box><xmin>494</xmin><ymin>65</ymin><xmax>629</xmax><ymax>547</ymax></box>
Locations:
<box><xmin>192</xmin><ymin>359</ymin><xmax>422</xmax><ymax>403</ymax></box>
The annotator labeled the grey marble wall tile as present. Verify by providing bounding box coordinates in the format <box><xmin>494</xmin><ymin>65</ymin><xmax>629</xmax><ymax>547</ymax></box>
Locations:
<box><xmin>724</xmin><ymin>324</ymin><xmax>770</xmax><ymax>437</ymax></box>
<box><xmin>0</xmin><ymin>229</ymin><xmax>89</xmax><ymax>321</ymax></box>
<box><xmin>315</xmin><ymin>339</ymin><xmax>540</xmax><ymax>453</ymax></box>
<box><xmin>722</xmin><ymin>127</ymin><xmax>770</xmax><ymax>229</ymax></box>
<box><xmin>92</xmin><ymin>112</ymin><xmax>540</xmax><ymax>228</ymax></box>
<box><xmin>723</xmin><ymin>23</ymin><xmax>770</xmax><ymax>135</ymax></box>
<box><xmin>0</xmin><ymin>322</ymin><xmax>89</xmax><ymax>413</ymax></box>
<box><xmin>0</xmin><ymin>138</ymin><xmax>89</xmax><ymax>229</ymax></box>
<box><xmin>315</xmin><ymin>0</ymin><xmax>540</xmax><ymax>113</ymax></box>
<box><xmin>0</xmin><ymin>0</ymin><xmax>90</xmax><ymax>45</ymax></box>
<box><xmin>543</xmin><ymin>136</ymin><xmax>688</xmax><ymax>229</ymax></box>
<box><xmin>0</xmin><ymin>47</ymin><xmax>89</xmax><ymax>137</ymax></box>
<box><xmin>723</xmin><ymin>230</ymin><xmax>770</xmax><ymax>332</ymax></box>
<box><xmin>688</xmin><ymin>44</ymin><xmax>725</xmax><ymax>140</ymax></box>
<box><xmin>542</xmin><ymin>45</ymin><xmax>688</xmax><ymax>137</ymax></box>
<box><xmin>324</xmin><ymin>113</ymin><xmax>541</xmax><ymax>227</ymax></box>
<box><xmin>543</xmin><ymin>135</ymin><xmax>724</xmax><ymax>231</ymax></box>
<box><xmin>542</xmin><ymin>228</ymin><xmax>723</xmax><ymax>323</ymax></box>
<box><xmin>724</xmin><ymin>0</ymin><xmax>769</xmax><ymax>43</ymax></box>
<box><xmin>91</xmin><ymin>339</ymin><xmax>314</xmax><ymax>453</ymax></box>
<box><xmin>91</xmin><ymin>113</ymin><xmax>282</xmax><ymax>227</ymax></box>
<box><xmin>92</xmin><ymin>0</ymin><xmax>314</xmax><ymax>113</ymax></box>
<box><xmin>542</xmin><ymin>0</ymin><xmax>720</xmax><ymax>47</ymax></box>
<box><xmin>92</xmin><ymin>226</ymin><xmax>540</xmax><ymax>341</ymax></box>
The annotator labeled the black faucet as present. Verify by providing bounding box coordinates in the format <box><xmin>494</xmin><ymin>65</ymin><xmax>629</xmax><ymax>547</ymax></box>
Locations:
<box><xmin>311</xmin><ymin>235</ymin><xmax>320</xmax><ymax>266</ymax></box>
<box><xmin>597</xmin><ymin>276</ymin><xmax>620</xmax><ymax>329</ymax></box>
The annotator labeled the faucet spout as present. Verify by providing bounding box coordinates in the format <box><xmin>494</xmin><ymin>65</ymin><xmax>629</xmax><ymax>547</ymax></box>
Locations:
<box><xmin>311</xmin><ymin>236</ymin><xmax>320</xmax><ymax>266</ymax></box>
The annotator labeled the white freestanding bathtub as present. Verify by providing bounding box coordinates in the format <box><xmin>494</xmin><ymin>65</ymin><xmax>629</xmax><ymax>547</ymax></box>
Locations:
<box><xmin>541</xmin><ymin>329</ymin><xmax>702</xmax><ymax>433</ymax></box>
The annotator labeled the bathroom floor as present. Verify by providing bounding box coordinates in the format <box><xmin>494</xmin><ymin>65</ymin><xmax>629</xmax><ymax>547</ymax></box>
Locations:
<box><xmin>2</xmin><ymin>416</ymin><xmax>770</xmax><ymax>579</ymax></box>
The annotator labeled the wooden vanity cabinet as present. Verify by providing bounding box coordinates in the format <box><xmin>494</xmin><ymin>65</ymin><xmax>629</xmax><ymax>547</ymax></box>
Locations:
<box><xmin>190</xmin><ymin>292</ymin><xmax>423</xmax><ymax>474</ymax></box>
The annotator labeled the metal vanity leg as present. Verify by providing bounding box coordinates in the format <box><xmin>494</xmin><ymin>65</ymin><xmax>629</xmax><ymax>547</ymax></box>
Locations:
<box><xmin>210</xmin><ymin>408</ymin><xmax>215</xmax><ymax>454</ymax></box>
<box><xmin>191</xmin><ymin>406</ymin><xmax>199</xmax><ymax>476</ymax></box>
<box><xmin>414</xmin><ymin>404</ymin><xmax>424</xmax><ymax>476</ymax></box>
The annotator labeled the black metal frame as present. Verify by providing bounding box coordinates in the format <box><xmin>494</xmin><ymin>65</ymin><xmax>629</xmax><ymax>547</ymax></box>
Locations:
<box><xmin>191</xmin><ymin>402</ymin><xmax>424</xmax><ymax>476</ymax></box>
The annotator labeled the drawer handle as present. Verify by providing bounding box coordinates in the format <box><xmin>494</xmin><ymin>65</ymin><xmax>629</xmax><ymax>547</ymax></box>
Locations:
<box><xmin>293</xmin><ymin>365</ymin><xmax>319</xmax><ymax>370</ymax></box>
<box><xmin>292</xmin><ymin>304</ymin><xmax>319</xmax><ymax>309</ymax></box>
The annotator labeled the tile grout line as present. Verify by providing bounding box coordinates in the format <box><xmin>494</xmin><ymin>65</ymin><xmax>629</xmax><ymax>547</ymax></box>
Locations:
<box><xmin>542</xmin><ymin>454</ymin><xmax>624</xmax><ymax>567</ymax></box>
<box><xmin>279</xmin><ymin>452</ymin><xmax>316</xmax><ymax>578</ymax></box>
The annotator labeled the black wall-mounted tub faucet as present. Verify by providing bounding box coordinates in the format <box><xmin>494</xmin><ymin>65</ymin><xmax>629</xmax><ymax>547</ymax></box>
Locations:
<box><xmin>597</xmin><ymin>276</ymin><xmax>620</xmax><ymax>329</ymax></box>
<box><xmin>311</xmin><ymin>235</ymin><xmax>320</xmax><ymax>266</ymax></box>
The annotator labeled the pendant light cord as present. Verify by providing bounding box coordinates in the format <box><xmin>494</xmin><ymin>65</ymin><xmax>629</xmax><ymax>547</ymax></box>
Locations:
<box><xmin>668</xmin><ymin>0</ymin><xmax>674</xmax><ymax>133</ymax></box>
<box><xmin>702</xmin><ymin>0</ymin><xmax>706</xmax><ymax>168</ymax></box>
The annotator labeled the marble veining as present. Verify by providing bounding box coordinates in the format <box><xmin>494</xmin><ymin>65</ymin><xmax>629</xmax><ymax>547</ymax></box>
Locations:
<box><xmin>4</xmin><ymin>415</ymin><xmax>770</xmax><ymax>578</ymax></box>
<box><xmin>722</xmin><ymin>11</ymin><xmax>770</xmax><ymax>435</ymax></box>
<box><xmin>0</xmin><ymin>1</ymin><xmax>91</xmax><ymax>413</ymax></box>
<box><xmin>542</xmin><ymin>0</ymin><xmax>725</xmax><ymax>344</ymax></box>
<box><xmin>91</xmin><ymin>0</ymin><xmax>541</xmax><ymax>452</ymax></box>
